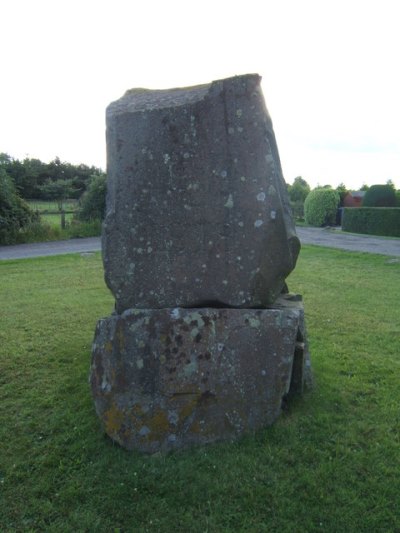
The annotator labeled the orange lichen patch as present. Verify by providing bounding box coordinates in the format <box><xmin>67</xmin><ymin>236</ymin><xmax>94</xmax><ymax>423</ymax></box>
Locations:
<box><xmin>178</xmin><ymin>396</ymin><xmax>199</xmax><ymax>421</ymax></box>
<box><xmin>104</xmin><ymin>403</ymin><xmax>124</xmax><ymax>435</ymax></box>
<box><xmin>144</xmin><ymin>409</ymin><xmax>170</xmax><ymax>441</ymax></box>
<box><xmin>116</xmin><ymin>323</ymin><xmax>125</xmax><ymax>352</ymax></box>
<box><xmin>105</xmin><ymin>341</ymin><xmax>113</xmax><ymax>353</ymax></box>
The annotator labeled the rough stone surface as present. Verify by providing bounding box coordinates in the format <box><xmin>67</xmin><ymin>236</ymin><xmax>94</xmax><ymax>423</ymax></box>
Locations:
<box><xmin>90</xmin><ymin>296</ymin><xmax>310</xmax><ymax>453</ymax></box>
<box><xmin>103</xmin><ymin>74</ymin><xmax>300</xmax><ymax>313</ymax></box>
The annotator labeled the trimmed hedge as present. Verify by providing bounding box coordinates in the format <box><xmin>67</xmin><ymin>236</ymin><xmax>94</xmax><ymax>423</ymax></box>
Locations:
<box><xmin>304</xmin><ymin>188</ymin><xmax>340</xmax><ymax>226</ymax></box>
<box><xmin>342</xmin><ymin>208</ymin><xmax>400</xmax><ymax>237</ymax></box>
<box><xmin>362</xmin><ymin>184</ymin><xmax>396</xmax><ymax>207</ymax></box>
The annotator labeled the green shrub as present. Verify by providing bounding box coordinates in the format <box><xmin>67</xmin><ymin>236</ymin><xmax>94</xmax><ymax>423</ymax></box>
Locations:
<box><xmin>76</xmin><ymin>173</ymin><xmax>106</xmax><ymax>222</ymax></box>
<box><xmin>362</xmin><ymin>184</ymin><xmax>396</xmax><ymax>207</ymax></box>
<box><xmin>304</xmin><ymin>188</ymin><xmax>340</xmax><ymax>227</ymax></box>
<box><xmin>342</xmin><ymin>207</ymin><xmax>400</xmax><ymax>237</ymax></box>
<box><xmin>0</xmin><ymin>168</ymin><xmax>39</xmax><ymax>244</ymax></box>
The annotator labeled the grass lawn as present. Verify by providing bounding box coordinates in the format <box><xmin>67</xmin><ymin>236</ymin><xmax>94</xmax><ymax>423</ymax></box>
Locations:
<box><xmin>0</xmin><ymin>246</ymin><xmax>399</xmax><ymax>531</ymax></box>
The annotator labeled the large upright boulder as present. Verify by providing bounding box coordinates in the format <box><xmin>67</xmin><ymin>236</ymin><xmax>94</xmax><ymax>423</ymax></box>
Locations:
<box><xmin>103</xmin><ymin>74</ymin><xmax>299</xmax><ymax>313</ymax></box>
<box><xmin>91</xmin><ymin>74</ymin><xmax>311</xmax><ymax>454</ymax></box>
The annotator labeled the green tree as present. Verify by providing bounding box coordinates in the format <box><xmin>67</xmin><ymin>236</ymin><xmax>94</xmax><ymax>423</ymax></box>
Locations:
<box><xmin>0</xmin><ymin>167</ymin><xmax>37</xmax><ymax>244</ymax></box>
<box><xmin>39</xmin><ymin>178</ymin><xmax>75</xmax><ymax>211</ymax></box>
<box><xmin>335</xmin><ymin>182</ymin><xmax>348</xmax><ymax>207</ymax></box>
<box><xmin>287</xmin><ymin>176</ymin><xmax>311</xmax><ymax>220</ymax></box>
<box><xmin>304</xmin><ymin>188</ymin><xmax>340</xmax><ymax>227</ymax></box>
<box><xmin>76</xmin><ymin>173</ymin><xmax>107</xmax><ymax>221</ymax></box>
<box><xmin>362</xmin><ymin>184</ymin><xmax>396</xmax><ymax>207</ymax></box>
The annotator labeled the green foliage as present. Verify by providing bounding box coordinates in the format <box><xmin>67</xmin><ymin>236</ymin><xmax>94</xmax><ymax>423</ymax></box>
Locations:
<box><xmin>1</xmin><ymin>153</ymin><xmax>104</xmax><ymax>199</ymax></box>
<box><xmin>0</xmin><ymin>248</ymin><xmax>399</xmax><ymax>531</ymax></box>
<box><xmin>342</xmin><ymin>207</ymin><xmax>400</xmax><ymax>237</ymax></box>
<box><xmin>304</xmin><ymin>188</ymin><xmax>340</xmax><ymax>226</ymax></box>
<box><xmin>287</xmin><ymin>176</ymin><xmax>311</xmax><ymax>204</ymax></box>
<box><xmin>38</xmin><ymin>178</ymin><xmax>76</xmax><ymax>211</ymax></box>
<box><xmin>335</xmin><ymin>182</ymin><xmax>348</xmax><ymax>206</ymax></box>
<box><xmin>287</xmin><ymin>177</ymin><xmax>311</xmax><ymax>221</ymax></box>
<box><xmin>76</xmin><ymin>173</ymin><xmax>107</xmax><ymax>222</ymax></box>
<box><xmin>362</xmin><ymin>184</ymin><xmax>396</xmax><ymax>207</ymax></box>
<box><xmin>0</xmin><ymin>167</ymin><xmax>38</xmax><ymax>244</ymax></box>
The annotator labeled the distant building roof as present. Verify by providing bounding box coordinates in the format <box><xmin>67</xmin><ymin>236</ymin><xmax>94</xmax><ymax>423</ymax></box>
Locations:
<box><xmin>351</xmin><ymin>191</ymin><xmax>366</xmax><ymax>198</ymax></box>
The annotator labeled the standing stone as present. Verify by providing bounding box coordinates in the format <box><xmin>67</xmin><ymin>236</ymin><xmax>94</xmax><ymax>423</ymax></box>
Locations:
<box><xmin>103</xmin><ymin>74</ymin><xmax>300</xmax><ymax>313</ymax></box>
<box><xmin>91</xmin><ymin>74</ymin><xmax>311</xmax><ymax>453</ymax></box>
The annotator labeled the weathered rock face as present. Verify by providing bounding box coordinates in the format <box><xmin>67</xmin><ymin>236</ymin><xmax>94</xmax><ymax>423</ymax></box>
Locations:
<box><xmin>90</xmin><ymin>296</ymin><xmax>311</xmax><ymax>453</ymax></box>
<box><xmin>103</xmin><ymin>74</ymin><xmax>299</xmax><ymax>313</ymax></box>
<box><xmin>91</xmin><ymin>74</ymin><xmax>311</xmax><ymax>453</ymax></box>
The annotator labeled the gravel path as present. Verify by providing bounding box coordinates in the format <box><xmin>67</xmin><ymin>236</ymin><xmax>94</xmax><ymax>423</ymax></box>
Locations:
<box><xmin>0</xmin><ymin>228</ymin><xmax>399</xmax><ymax>261</ymax></box>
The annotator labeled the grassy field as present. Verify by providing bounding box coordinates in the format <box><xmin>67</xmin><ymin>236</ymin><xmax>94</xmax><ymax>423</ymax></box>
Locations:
<box><xmin>27</xmin><ymin>199</ymin><xmax>78</xmax><ymax>213</ymax></box>
<box><xmin>0</xmin><ymin>246</ymin><xmax>399</xmax><ymax>531</ymax></box>
<box><xmin>40</xmin><ymin>212</ymin><xmax>74</xmax><ymax>228</ymax></box>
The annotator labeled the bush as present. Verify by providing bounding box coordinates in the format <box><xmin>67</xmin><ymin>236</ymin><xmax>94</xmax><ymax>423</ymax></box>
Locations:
<box><xmin>76</xmin><ymin>173</ymin><xmax>106</xmax><ymax>222</ymax></box>
<box><xmin>362</xmin><ymin>184</ymin><xmax>396</xmax><ymax>207</ymax></box>
<box><xmin>0</xmin><ymin>168</ymin><xmax>39</xmax><ymax>244</ymax></box>
<box><xmin>304</xmin><ymin>188</ymin><xmax>340</xmax><ymax>227</ymax></box>
<box><xmin>342</xmin><ymin>207</ymin><xmax>400</xmax><ymax>237</ymax></box>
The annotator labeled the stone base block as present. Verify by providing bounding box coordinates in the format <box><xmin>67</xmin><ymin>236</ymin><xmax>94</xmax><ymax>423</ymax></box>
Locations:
<box><xmin>90</xmin><ymin>295</ymin><xmax>311</xmax><ymax>453</ymax></box>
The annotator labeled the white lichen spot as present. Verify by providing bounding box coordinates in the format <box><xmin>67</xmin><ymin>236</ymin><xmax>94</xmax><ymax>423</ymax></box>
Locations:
<box><xmin>233</xmin><ymin>158</ymin><xmax>238</xmax><ymax>163</ymax></box>
<box><xmin>240</xmin><ymin>176</ymin><xmax>246</xmax><ymax>182</ymax></box>
<box><xmin>139</xmin><ymin>426</ymin><xmax>150</xmax><ymax>436</ymax></box>
<box><xmin>168</xmin><ymin>411</ymin><xmax>179</xmax><ymax>425</ymax></box>
<box><xmin>249</xmin><ymin>318</ymin><xmax>260</xmax><ymax>328</ymax></box>
<box><xmin>236</xmin><ymin>109</ymin><xmax>243</xmax><ymax>117</ymax></box>
<box><xmin>163</xmin><ymin>154</ymin><xmax>170</xmax><ymax>164</ymax></box>
<box><xmin>268</xmin><ymin>184</ymin><xmax>277</xmax><ymax>195</ymax></box>
<box><xmin>217</xmin><ymin>343</ymin><xmax>224</xmax><ymax>352</ymax></box>
<box><xmin>237</xmin><ymin>256</ymin><xmax>241</xmax><ymax>261</ymax></box>
<box><xmin>257</xmin><ymin>192</ymin><xmax>266</xmax><ymax>202</ymax></box>
<box><xmin>237</xmin><ymin>127</ymin><xmax>243</xmax><ymax>133</ymax></box>
<box><xmin>222</xmin><ymin>280</ymin><xmax>228</xmax><ymax>285</ymax></box>
<box><xmin>270</xmin><ymin>210</ymin><xmax>277</xmax><ymax>220</ymax></box>
<box><xmin>265</xmin><ymin>154</ymin><xmax>274</xmax><ymax>164</ymax></box>
<box><xmin>137</xmin><ymin>247</ymin><xmax>143</xmax><ymax>254</ymax></box>
<box><xmin>183</xmin><ymin>152</ymin><xmax>190</xmax><ymax>159</ymax></box>
<box><xmin>224</xmin><ymin>194</ymin><xmax>234</xmax><ymax>209</ymax></box>
<box><xmin>228</xmin><ymin>127</ymin><xmax>235</xmax><ymax>135</ymax></box>
<box><xmin>171</xmin><ymin>308</ymin><xmax>180</xmax><ymax>320</ymax></box>
<box><xmin>184</xmin><ymin>204</ymin><xmax>192</xmax><ymax>210</ymax></box>
<box><xmin>254</xmin><ymin>220</ymin><xmax>264</xmax><ymax>228</ymax></box>
<box><xmin>208</xmin><ymin>240</ymin><xmax>213</xmax><ymax>245</ymax></box>
<box><xmin>136</xmin><ymin>358</ymin><xmax>144</xmax><ymax>369</ymax></box>
<box><xmin>220</xmin><ymin>170</ymin><xmax>227</xmax><ymax>178</ymax></box>
<box><xmin>202</xmin><ymin>264</ymin><xmax>207</xmax><ymax>269</ymax></box>
<box><xmin>216</xmin><ymin>253</ymin><xmax>221</xmax><ymax>259</ymax></box>
<box><xmin>261</xmin><ymin>369</ymin><xmax>267</xmax><ymax>376</ymax></box>
<box><xmin>238</xmin><ymin>221</ymin><xmax>244</xmax><ymax>227</ymax></box>
<box><xmin>147</xmin><ymin>246</ymin><xmax>153</xmax><ymax>253</ymax></box>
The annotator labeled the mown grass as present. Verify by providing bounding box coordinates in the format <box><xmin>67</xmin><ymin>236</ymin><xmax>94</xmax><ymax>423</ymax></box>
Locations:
<box><xmin>0</xmin><ymin>246</ymin><xmax>399</xmax><ymax>532</ymax></box>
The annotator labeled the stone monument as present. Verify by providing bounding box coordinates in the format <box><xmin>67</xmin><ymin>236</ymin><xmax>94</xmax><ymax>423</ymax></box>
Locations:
<box><xmin>90</xmin><ymin>74</ymin><xmax>312</xmax><ymax>453</ymax></box>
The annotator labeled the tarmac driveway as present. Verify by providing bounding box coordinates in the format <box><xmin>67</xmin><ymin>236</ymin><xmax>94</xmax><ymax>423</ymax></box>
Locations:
<box><xmin>0</xmin><ymin>228</ymin><xmax>399</xmax><ymax>260</ymax></box>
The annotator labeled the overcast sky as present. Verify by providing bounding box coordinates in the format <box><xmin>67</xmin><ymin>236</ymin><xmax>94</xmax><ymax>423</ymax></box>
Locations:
<box><xmin>1</xmin><ymin>0</ymin><xmax>399</xmax><ymax>190</ymax></box>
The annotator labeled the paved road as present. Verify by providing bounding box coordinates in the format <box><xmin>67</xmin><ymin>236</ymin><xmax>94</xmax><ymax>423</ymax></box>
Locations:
<box><xmin>0</xmin><ymin>237</ymin><xmax>101</xmax><ymax>260</ymax></box>
<box><xmin>296</xmin><ymin>227</ymin><xmax>400</xmax><ymax>257</ymax></box>
<box><xmin>0</xmin><ymin>228</ymin><xmax>399</xmax><ymax>260</ymax></box>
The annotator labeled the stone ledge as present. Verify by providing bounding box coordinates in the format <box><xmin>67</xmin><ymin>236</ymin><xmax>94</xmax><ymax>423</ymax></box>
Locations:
<box><xmin>90</xmin><ymin>296</ymin><xmax>311</xmax><ymax>453</ymax></box>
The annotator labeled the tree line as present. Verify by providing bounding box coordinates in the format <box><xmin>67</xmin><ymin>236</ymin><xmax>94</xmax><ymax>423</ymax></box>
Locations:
<box><xmin>0</xmin><ymin>153</ymin><xmax>106</xmax><ymax>244</ymax></box>
<box><xmin>0</xmin><ymin>153</ymin><xmax>104</xmax><ymax>200</ymax></box>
